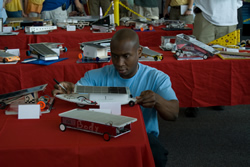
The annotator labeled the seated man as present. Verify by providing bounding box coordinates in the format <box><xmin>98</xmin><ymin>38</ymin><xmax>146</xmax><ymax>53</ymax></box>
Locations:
<box><xmin>52</xmin><ymin>28</ymin><xmax>179</xmax><ymax>167</ymax></box>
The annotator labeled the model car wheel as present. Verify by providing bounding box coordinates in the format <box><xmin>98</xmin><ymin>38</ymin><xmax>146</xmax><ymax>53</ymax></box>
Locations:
<box><xmin>175</xmin><ymin>49</ymin><xmax>182</xmax><ymax>57</ymax></box>
<box><xmin>175</xmin><ymin>51</ymin><xmax>180</xmax><ymax>57</ymax></box>
<box><xmin>203</xmin><ymin>54</ymin><xmax>208</xmax><ymax>60</ymax></box>
<box><xmin>0</xmin><ymin>102</ymin><xmax>7</xmax><ymax>109</ymax></box>
<box><xmin>37</xmin><ymin>101</ymin><xmax>46</xmax><ymax>110</ymax></box>
<box><xmin>103</xmin><ymin>132</ymin><xmax>110</xmax><ymax>141</ymax></box>
<box><xmin>43</xmin><ymin>95</ymin><xmax>51</xmax><ymax>103</ymax></box>
<box><xmin>128</xmin><ymin>100</ymin><xmax>135</xmax><ymax>107</ymax></box>
<box><xmin>59</xmin><ymin>123</ymin><xmax>66</xmax><ymax>132</ymax></box>
<box><xmin>26</xmin><ymin>50</ymin><xmax>31</xmax><ymax>56</ymax></box>
<box><xmin>78</xmin><ymin>53</ymin><xmax>83</xmax><ymax>59</ymax></box>
<box><xmin>77</xmin><ymin>103</ymin><xmax>85</xmax><ymax>107</ymax></box>
<box><xmin>77</xmin><ymin>23</ymin><xmax>84</xmax><ymax>29</ymax></box>
<box><xmin>154</xmin><ymin>56</ymin><xmax>158</xmax><ymax>61</ymax></box>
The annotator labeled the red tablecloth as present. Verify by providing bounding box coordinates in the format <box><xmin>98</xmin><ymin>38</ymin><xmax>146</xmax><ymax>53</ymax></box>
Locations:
<box><xmin>0</xmin><ymin>100</ymin><xmax>155</xmax><ymax>167</ymax></box>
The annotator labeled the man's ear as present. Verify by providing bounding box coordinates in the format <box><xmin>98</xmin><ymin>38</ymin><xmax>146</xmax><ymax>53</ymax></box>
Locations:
<box><xmin>137</xmin><ymin>46</ymin><xmax>142</xmax><ymax>57</ymax></box>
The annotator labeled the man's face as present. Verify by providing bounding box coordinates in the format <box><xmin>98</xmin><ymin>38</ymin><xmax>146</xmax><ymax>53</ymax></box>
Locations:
<box><xmin>111</xmin><ymin>39</ymin><xmax>142</xmax><ymax>79</ymax></box>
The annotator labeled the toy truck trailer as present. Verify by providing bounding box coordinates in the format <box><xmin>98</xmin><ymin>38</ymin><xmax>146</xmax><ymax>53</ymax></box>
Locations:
<box><xmin>59</xmin><ymin>108</ymin><xmax>137</xmax><ymax>141</ymax></box>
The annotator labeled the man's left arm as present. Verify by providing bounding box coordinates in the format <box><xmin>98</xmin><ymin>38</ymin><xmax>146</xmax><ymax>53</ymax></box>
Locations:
<box><xmin>136</xmin><ymin>90</ymin><xmax>179</xmax><ymax>121</ymax></box>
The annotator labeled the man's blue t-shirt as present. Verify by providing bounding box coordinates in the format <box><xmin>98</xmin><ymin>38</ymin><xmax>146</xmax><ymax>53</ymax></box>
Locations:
<box><xmin>76</xmin><ymin>63</ymin><xmax>178</xmax><ymax>137</ymax></box>
<box><xmin>42</xmin><ymin>0</ymin><xmax>71</xmax><ymax>12</ymax></box>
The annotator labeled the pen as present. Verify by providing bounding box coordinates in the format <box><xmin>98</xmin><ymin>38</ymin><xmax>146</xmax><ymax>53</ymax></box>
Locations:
<box><xmin>53</xmin><ymin>78</ymin><xmax>67</xmax><ymax>92</ymax></box>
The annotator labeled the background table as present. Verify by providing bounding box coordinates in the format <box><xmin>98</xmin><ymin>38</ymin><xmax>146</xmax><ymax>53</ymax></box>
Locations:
<box><xmin>0</xmin><ymin>26</ymin><xmax>191</xmax><ymax>50</ymax></box>
<box><xmin>0</xmin><ymin>100</ymin><xmax>155</xmax><ymax>167</ymax></box>
<box><xmin>1</xmin><ymin>26</ymin><xmax>250</xmax><ymax>107</ymax></box>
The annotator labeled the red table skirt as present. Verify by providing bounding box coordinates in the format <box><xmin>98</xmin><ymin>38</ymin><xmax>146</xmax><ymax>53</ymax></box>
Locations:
<box><xmin>0</xmin><ymin>100</ymin><xmax>155</xmax><ymax>167</ymax></box>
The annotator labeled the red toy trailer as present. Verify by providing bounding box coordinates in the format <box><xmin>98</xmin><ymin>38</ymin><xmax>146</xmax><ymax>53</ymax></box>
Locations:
<box><xmin>59</xmin><ymin>108</ymin><xmax>137</xmax><ymax>141</ymax></box>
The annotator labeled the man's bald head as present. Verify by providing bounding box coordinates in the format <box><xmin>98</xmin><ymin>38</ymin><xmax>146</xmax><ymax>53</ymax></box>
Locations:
<box><xmin>110</xmin><ymin>28</ymin><xmax>142</xmax><ymax>79</ymax></box>
<box><xmin>111</xmin><ymin>28</ymin><xmax>140</xmax><ymax>49</ymax></box>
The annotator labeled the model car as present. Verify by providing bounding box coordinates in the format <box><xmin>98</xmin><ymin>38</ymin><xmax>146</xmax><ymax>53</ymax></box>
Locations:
<box><xmin>175</xmin><ymin>34</ymin><xmax>220</xmax><ymax>60</ymax></box>
<box><xmin>59</xmin><ymin>108</ymin><xmax>137</xmax><ymax>141</ymax></box>
<box><xmin>55</xmin><ymin>85</ymin><xmax>136</xmax><ymax>107</ymax></box>
<box><xmin>0</xmin><ymin>50</ymin><xmax>20</xmax><ymax>63</ymax></box>
<box><xmin>165</xmin><ymin>20</ymin><xmax>186</xmax><ymax>29</ymax></box>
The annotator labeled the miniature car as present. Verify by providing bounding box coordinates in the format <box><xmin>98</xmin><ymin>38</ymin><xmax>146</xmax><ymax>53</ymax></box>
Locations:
<box><xmin>56</xmin><ymin>86</ymin><xmax>136</xmax><ymax>107</ymax></box>
<box><xmin>122</xmin><ymin>18</ymin><xmax>154</xmax><ymax>32</ymax></box>
<box><xmin>0</xmin><ymin>84</ymin><xmax>47</xmax><ymax>109</ymax></box>
<box><xmin>79</xmin><ymin>43</ymin><xmax>110</xmax><ymax>61</ymax></box>
<box><xmin>140</xmin><ymin>53</ymin><xmax>163</xmax><ymax>61</ymax></box>
<box><xmin>165</xmin><ymin>20</ymin><xmax>186</xmax><ymax>29</ymax></box>
<box><xmin>59</xmin><ymin>108</ymin><xmax>137</xmax><ymax>141</ymax></box>
<box><xmin>141</xmin><ymin>46</ymin><xmax>163</xmax><ymax>61</ymax></box>
<box><xmin>134</xmin><ymin>22</ymin><xmax>154</xmax><ymax>31</ymax></box>
<box><xmin>175</xmin><ymin>34</ymin><xmax>220</xmax><ymax>60</ymax></box>
<box><xmin>0</xmin><ymin>55</ymin><xmax>20</xmax><ymax>63</ymax></box>
<box><xmin>57</xmin><ymin>19</ymin><xmax>89</xmax><ymax>29</ymax></box>
<box><xmin>0</xmin><ymin>50</ymin><xmax>20</xmax><ymax>63</ymax></box>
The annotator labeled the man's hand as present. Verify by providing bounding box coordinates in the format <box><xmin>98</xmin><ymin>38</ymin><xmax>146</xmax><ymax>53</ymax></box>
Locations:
<box><xmin>136</xmin><ymin>90</ymin><xmax>157</xmax><ymax>108</ymax></box>
<box><xmin>52</xmin><ymin>81</ymin><xmax>75</xmax><ymax>96</ymax></box>
<box><xmin>69</xmin><ymin>11</ymin><xmax>78</xmax><ymax>16</ymax></box>
<box><xmin>184</xmin><ymin>10</ymin><xmax>192</xmax><ymax>16</ymax></box>
<box><xmin>136</xmin><ymin>90</ymin><xmax>179</xmax><ymax>121</ymax></box>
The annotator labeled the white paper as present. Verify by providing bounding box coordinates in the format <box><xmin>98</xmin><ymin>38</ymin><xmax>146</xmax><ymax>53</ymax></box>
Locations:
<box><xmin>89</xmin><ymin>108</ymin><xmax>112</xmax><ymax>114</ymax></box>
<box><xmin>100</xmin><ymin>102</ymin><xmax>121</xmax><ymax>115</ymax></box>
<box><xmin>3</xmin><ymin>26</ymin><xmax>12</xmax><ymax>32</ymax></box>
<box><xmin>180</xmin><ymin>5</ymin><xmax>193</xmax><ymax>15</ymax></box>
<box><xmin>18</xmin><ymin>104</ymin><xmax>41</xmax><ymax>119</ymax></box>
<box><xmin>66</xmin><ymin>25</ymin><xmax>76</xmax><ymax>31</ymax></box>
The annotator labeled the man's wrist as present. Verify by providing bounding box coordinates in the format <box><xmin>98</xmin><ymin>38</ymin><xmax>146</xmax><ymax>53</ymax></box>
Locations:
<box><xmin>187</xmin><ymin>8</ymin><xmax>192</xmax><ymax>11</ymax></box>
